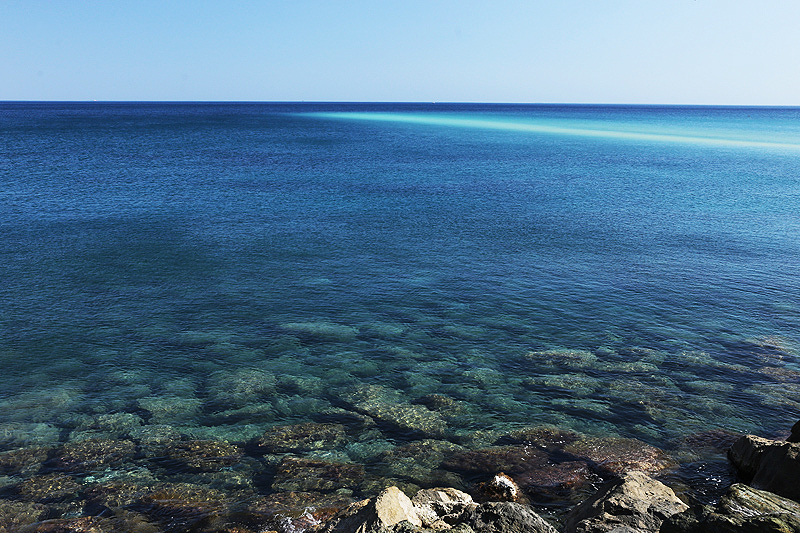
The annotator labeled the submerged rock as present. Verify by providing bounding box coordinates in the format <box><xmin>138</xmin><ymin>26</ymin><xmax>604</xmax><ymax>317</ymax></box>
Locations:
<box><xmin>133</xmin><ymin>482</ymin><xmax>230</xmax><ymax>532</ymax></box>
<box><xmin>342</xmin><ymin>384</ymin><xmax>448</xmax><ymax>439</ymax></box>
<box><xmin>144</xmin><ymin>439</ymin><xmax>243</xmax><ymax>472</ymax></box>
<box><xmin>271</xmin><ymin>456</ymin><xmax>365</xmax><ymax>493</ymax></box>
<box><xmin>46</xmin><ymin>438</ymin><xmax>137</xmax><ymax>473</ymax></box>
<box><xmin>494</xmin><ymin>425</ymin><xmax>581</xmax><ymax>451</ymax></box>
<box><xmin>662</xmin><ymin>483</ymin><xmax>800</xmax><ymax>533</ymax></box>
<box><xmin>280</xmin><ymin>321</ymin><xmax>360</xmax><ymax>342</ymax></box>
<box><xmin>728</xmin><ymin>434</ymin><xmax>800</xmax><ymax>502</ymax></box>
<box><xmin>138</xmin><ymin>395</ymin><xmax>202</xmax><ymax>425</ymax></box>
<box><xmin>563</xmin><ymin>436</ymin><xmax>674</xmax><ymax>476</ymax></box>
<box><xmin>256</xmin><ymin>422</ymin><xmax>347</xmax><ymax>453</ymax></box>
<box><xmin>0</xmin><ymin>446</ymin><xmax>50</xmax><ymax>476</ymax></box>
<box><xmin>239</xmin><ymin>491</ymin><xmax>356</xmax><ymax>533</ymax></box>
<box><xmin>515</xmin><ymin>461</ymin><xmax>598</xmax><ymax>502</ymax></box>
<box><xmin>442</xmin><ymin>446</ymin><xmax>549</xmax><ymax>477</ymax></box>
<box><xmin>205</xmin><ymin>368</ymin><xmax>277</xmax><ymax>409</ymax></box>
<box><xmin>564</xmin><ymin>470</ymin><xmax>688</xmax><ymax>533</ymax></box>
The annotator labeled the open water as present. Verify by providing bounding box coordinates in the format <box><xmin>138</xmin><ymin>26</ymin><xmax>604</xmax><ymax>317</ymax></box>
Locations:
<box><xmin>1</xmin><ymin>102</ymin><xmax>799</xmax><ymax>526</ymax></box>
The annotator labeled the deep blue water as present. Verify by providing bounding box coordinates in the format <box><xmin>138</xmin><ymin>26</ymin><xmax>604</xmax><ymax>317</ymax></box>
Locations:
<box><xmin>1</xmin><ymin>102</ymin><xmax>799</xmax><ymax>503</ymax></box>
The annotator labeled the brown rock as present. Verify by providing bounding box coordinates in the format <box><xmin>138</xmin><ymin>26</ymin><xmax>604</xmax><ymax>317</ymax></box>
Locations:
<box><xmin>442</xmin><ymin>445</ymin><xmax>549</xmax><ymax>476</ymax></box>
<box><xmin>271</xmin><ymin>456</ymin><xmax>365</xmax><ymax>493</ymax></box>
<box><xmin>495</xmin><ymin>425</ymin><xmax>581</xmax><ymax>451</ymax></box>
<box><xmin>237</xmin><ymin>491</ymin><xmax>355</xmax><ymax>532</ymax></box>
<box><xmin>134</xmin><ymin>482</ymin><xmax>229</xmax><ymax>531</ymax></box>
<box><xmin>47</xmin><ymin>439</ymin><xmax>137</xmax><ymax>473</ymax></box>
<box><xmin>17</xmin><ymin>473</ymin><xmax>82</xmax><ymax>503</ymax></box>
<box><xmin>144</xmin><ymin>439</ymin><xmax>242</xmax><ymax>472</ymax></box>
<box><xmin>256</xmin><ymin>422</ymin><xmax>347</xmax><ymax>453</ymax></box>
<box><xmin>0</xmin><ymin>446</ymin><xmax>50</xmax><ymax>476</ymax></box>
<box><xmin>0</xmin><ymin>500</ymin><xmax>50</xmax><ymax>531</ymax></box>
<box><xmin>516</xmin><ymin>461</ymin><xmax>598</xmax><ymax>500</ymax></box>
<box><xmin>678</xmin><ymin>429</ymin><xmax>742</xmax><ymax>454</ymax></box>
<box><xmin>563</xmin><ymin>436</ymin><xmax>674</xmax><ymax>476</ymax></box>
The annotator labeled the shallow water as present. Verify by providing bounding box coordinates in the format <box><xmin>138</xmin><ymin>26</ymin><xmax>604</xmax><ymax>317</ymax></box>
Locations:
<box><xmin>1</xmin><ymin>102</ymin><xmax>799</xmax><ymax>528</ymax></box>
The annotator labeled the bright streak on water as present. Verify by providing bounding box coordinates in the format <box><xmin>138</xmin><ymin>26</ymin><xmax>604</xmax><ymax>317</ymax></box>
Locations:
<box><xmin>309</xmin><ymin>111</ymin><xmax>800</xmax><ymax>151</ymax></box>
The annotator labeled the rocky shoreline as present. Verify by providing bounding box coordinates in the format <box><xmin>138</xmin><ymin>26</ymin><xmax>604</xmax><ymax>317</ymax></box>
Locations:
<box><xmin>0</xmin><ymin>418</ymin><xmax>797</xmax><ymax>532</ymax></box>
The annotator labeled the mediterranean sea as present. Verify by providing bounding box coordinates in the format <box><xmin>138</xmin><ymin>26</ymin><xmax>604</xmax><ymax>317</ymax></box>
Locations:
<box><xmin>1</xmin><ymin>102</ymin><xmax>799</xmax><ymax>528</ymax></box>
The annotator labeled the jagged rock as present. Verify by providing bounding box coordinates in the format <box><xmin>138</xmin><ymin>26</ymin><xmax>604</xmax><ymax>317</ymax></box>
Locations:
<box><xmin>460</xmin><ymin>501</ymin><xmax>558</xmax><ymax>533</ymax></box>
<box><xmin>271</xmin><ymin>456</ymin><xmax>365</xmax><ymax>493</ymax></box>
<box><xmin>476</xmin><ymin>473</ymin><xmax>522</xmax><ymax>502</ymax></box>
<box><xmin>662</xmin><ymin>483</ymin><xmax>800</xmax><ymax>532</ymax></box>
<box><xmin>412</xmin><ymin>487</ymin><xmax>474</xmax><ymax>528</ymax></box>
<box><xmin>256</xmin><ymin>422</ymin><xmax>347</xmax><ymax>453</ymax></box>
<box><xmin>564</xmin><ymin>470</ymin><xmax>688</xmax><ymax>533</ymax></box>
<box><xmin>563</xmin><ymin>436</ymin><xmax>674</xmax><ymax>476</ymax></box>
<box><xmin>315</xmin><ymin>486</ymin><xmax>422</xmax><ymax>533</ymax></box>
<box><xmin>728</xmin><ymin>434</ymin><xmax>800</xmax><ymax>501</ymax></box>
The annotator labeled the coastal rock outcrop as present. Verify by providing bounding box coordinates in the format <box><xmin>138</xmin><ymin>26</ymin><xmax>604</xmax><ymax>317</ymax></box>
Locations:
<box><xmin>459</xmin><ymin>501</ymin><xmax>558</xmax><ymax>533</ymax></box>
<box><xmin>662</xmin><ymin>483</ymin><xmax>800</xmax><ymax>533</ymax></box>
<box><xmin>728</xmin><ymin>434</ymin><xmax>800</xmax><ymax>502</ymax></box>
<box><xmin>563</xmin><ymin>470</ymin><xmax>688</xmax><ymax>533</ymax></box>
<box><xmin>314</xmin><ymin>486</ymin><xmax>422</xmax><ymax>533</ymax></box>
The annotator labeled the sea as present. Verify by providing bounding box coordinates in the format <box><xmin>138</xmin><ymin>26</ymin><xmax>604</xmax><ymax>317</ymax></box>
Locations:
<box><xmin>1</xmin><ymin>102</ymin><xmax>799</xmax><ymax>527</ymax></box>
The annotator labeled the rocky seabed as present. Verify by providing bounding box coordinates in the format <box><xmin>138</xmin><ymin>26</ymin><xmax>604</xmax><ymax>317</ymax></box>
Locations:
<box><xmin>0</xmin><ymin>419</ymin><xmax>799</xmax><ymax>532</ymax></box>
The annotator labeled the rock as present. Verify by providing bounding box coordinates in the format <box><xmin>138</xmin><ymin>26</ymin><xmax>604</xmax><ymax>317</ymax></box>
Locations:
<box><xmin>205</xmin><ymin>368</ymin><xmax>277</xmax><ymax>409</ymax></box>
<box><xmin>678</xmin><ymin>429</ymin><xmax>742</xmax><ymax>454</ymax></box>
<box><xmin>494</xmin><ymin>426</ymin><xmax>581</xmax><ymax>451</ymax></box>
<box><xmin>441</xmin><ymin>446</ymin><xmax>549</xmax><ymax>477</ymax></box>
<box><xmin>138</xmin><ymin>395</ymin><xmax>202</xmax><ymax>425</ymax></box>
<box><xmin>315</xmin><ymin>486</ymin><xmax>422</xmax><ymax>533</ymax></box>
<box><xmin>412</xmin><ymin>487</ymin><xmax>474</xmax><ymax>527</ymax></box>
<box><xmin>238</xmin><ymin>491</ymin><xmax>356</xmax><ymax>533</ymax></box>
<box><xmin>460</xmin><ymin>501</ymin><xmax>558</xmax><ymax>533</ymax></box>
<box><xmin>662</xmin><ymin>483</ymin><xmax>800</xmax><ymax>533</ymax></box>
<box><xmin>69</xmin><ymin>412</ymin><xmax>144</xmax><ymax>441</ymax></box>
<box><xmin>563</xmin><ymin>436</ymin><xmax>674</xmax><ymax>476</ymax></box>
<box><xmin>0</xmin><ymin>445</ymin><xmax>50</xmax><ymax>476</ymax></box>
<box><xmin>515</xmin><ymin>461</ymin><xmax>598</xmax><ymax>501</ymax></box>
<box><xmin>256</xmin><ymin>422</ymin><xmax>347</xmax><ymax>453</ymax></box>
<box><xmin>729</xmin><ymin>434</ymin><xmax>800</xmax><ymax>501</ymax></box>
<box><xmin>17</xmin><ymin>473</ymin><xmax>82</xmax><ymax>503</ymax></box>
<box><xmin>280</xmin><ymin>321</ymin><xmax>359</xmax><ymax>342</ymax></box>
<box><xmin>271</xmin><ymin>456</ymin><xmax>365</xmax><ymax>493</ymax></box>
<box><xmin>564</xmin><ymin>470</ymin><xmax>688</xmax><ymax>533</ymax></box>
<box><xmin>376</xmin><ymin>440</ymin><xmax>466</xmax><ymax>489</ymax></box>
<box><xmin>0</xmin><ymin>499</ymin><xmax>50</xmax><ymax>531</ymax></box>
<box><xmin>133</xmin><ymin>482</ymin><xmax>230</xmax><ymax>532</ymax></box>
<box><xmin>342</xmin><ymin>384</ymin><xmax>448</xmax><ymax>439</ymax></box>
<box><xmin>46</xmin><ymin>438</ymin><xmax>137</xmax><ymax>473</ymax></box>
<box><xmin>788</xmin><ymin>420</ymin><xmax>800</xmax><ymax>443</ymax></box>
<box><xmin>476</xmin><ymin>473</ymin><xmax>522</xmax><ymax>502</ymax></box>
<box><xmin>144</xmin><ymin>439</ymin><xmax>242</xmax><ymax>472</ymax></box>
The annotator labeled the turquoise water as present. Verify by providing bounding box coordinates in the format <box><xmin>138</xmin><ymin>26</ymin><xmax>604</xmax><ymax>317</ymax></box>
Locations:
<box><xmin>1</xmin><ymin>103</ymin><xmax>799</xmax><ymax>522</ymax></box>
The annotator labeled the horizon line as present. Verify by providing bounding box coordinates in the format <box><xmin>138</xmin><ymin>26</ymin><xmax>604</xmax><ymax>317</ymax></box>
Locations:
<box><xmin>2</xmin><ymin>99</ymin><xmax>800</xmax><ymax>108</ymax></box>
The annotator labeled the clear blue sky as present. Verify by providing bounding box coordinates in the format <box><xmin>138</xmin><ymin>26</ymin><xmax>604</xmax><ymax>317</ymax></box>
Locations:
<box><xmin>2</xmin><ymin>0</ymin><xmax>799</xmax><ymax>104</ymax></box>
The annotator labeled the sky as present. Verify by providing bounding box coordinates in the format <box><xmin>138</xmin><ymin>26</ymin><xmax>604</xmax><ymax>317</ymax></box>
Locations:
<box><xmin>2</xmin><ymin>0</ymin><xmax>800</xmax><ymax>104</ymax></box>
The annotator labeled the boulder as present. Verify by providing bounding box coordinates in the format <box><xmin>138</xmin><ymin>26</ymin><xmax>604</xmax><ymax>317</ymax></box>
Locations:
<box><xmin>662</xmin><ymin>483</ymin><xmax>800</xmax><ymax>533</ymax></box>
<box><xmin>343</xmin><ymin>384</ymin><xmax>448</xmax><ymax>439</ymax></box>
<box><xmin>728</xmin><ymin>434</ymin><xmax>800</xmax><ymax>501</ymax></box>
<box><xmin>315</xmin><ymin>486</ymin><xmax>422</xmax><ymax>533</ymax></box>
<box><xmin>460</xmin><ymin>501</ymin><xmax>558</xmax><ymax>533</ymax></box>
<box><xmin>412</xmin><ymin>487</ymin><xmax>475</xmax><ymax>528</ymax></box>
<box><xmin>564</xmin><ymin>471</ymin><xmax>688</xmax><ymax>533</ymax></box>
